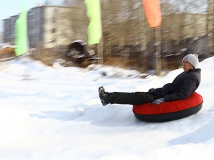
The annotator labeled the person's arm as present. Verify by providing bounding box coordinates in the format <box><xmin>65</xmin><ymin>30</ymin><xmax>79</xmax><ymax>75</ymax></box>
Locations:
<box><xmin>164</xmin><ymin>79</ymin><xmax>197</xmax><ymax>101</ymax></box>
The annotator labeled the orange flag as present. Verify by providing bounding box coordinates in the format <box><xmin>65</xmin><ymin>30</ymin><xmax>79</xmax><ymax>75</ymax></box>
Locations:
<box><xmin>143</xmin><ymin>0</ymin><xmax>161</xmax><ymax>28</ymax></box>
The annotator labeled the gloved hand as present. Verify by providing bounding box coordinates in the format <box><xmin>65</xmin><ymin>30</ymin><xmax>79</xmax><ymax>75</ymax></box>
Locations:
<box><xmin>152</xmin><ymin>98</ymin><xmax>165</xmax><ymax>104</ymax></box>
<box><xmin>148</xmin><ymin>88</ymin><xmax>156</xmax><ymax>93</ymax></box>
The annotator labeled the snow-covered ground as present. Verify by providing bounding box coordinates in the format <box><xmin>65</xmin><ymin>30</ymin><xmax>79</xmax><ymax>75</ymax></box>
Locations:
<box><xmin>0</xmin><ymin>56</ymin><xmax>214</xmax><ymax>160</ymax></box>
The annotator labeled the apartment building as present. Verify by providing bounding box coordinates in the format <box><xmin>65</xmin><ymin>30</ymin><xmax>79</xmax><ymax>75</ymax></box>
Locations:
<box><xmin>0</xmin><ymin>32</ymin><xmax>2</xmax><ymax>43</ymax></box>
<box><xmin>3</xmin><ymin>5</ymin><xmax>87</xmax><ymax>48</ymax></box>
<box><xmin>3</xmin><ymin>15</ymin><xmax>19</xmax><ymax>44</ymax></box>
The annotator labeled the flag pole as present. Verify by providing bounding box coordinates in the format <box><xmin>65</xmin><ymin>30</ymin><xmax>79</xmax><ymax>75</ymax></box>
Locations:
<box><xmin>97</xmin><ymin>37</ymin><xmax>103</xmax><ymax>64</ymax></box>
<box><xmin>85</xmin><ymin>0</ymin><xmax>102</xmax><ymax>64</ymax></box>
<box><xmin>155</xmin><ymin>27</ymin><xmax>161</xmax><ymax>75</ymax></box>
<box><xmin>142</xmin><ymin>0</ymin><xmax>162</xmax><ymax>75</ymax></box>
<box><xmin>15</xmin><ymin>0</ymin><xmax>28</xmax><ymax>56</ymax></box>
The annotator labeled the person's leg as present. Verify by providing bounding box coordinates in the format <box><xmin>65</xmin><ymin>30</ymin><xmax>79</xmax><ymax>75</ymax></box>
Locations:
<box><xmin>99</xmin><ymin>86</ymin><xmax>157</xmax><ymax>106</ymax></box>
<box><xmin>110</xmin><ymin>92</ymin><xmax>155</xmax><ymax>105</ymax></box>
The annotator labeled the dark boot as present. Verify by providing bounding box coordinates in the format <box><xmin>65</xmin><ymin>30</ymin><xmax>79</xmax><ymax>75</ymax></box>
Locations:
<box><xmin>98</xmin><ymin>86</ymin><xmax>111</xmax><ymax>106</ymax></box>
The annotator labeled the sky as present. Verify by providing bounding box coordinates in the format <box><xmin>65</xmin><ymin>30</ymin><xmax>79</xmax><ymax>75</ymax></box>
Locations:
<box><xmin>0</xmin><ymin>0</ymin><xmax>62</xmax><ymax>33</ymax></box>
<box><xmin>0</xmin><ymin>54</ymin><xmax>213</xmax><ymax>159</ymax></box>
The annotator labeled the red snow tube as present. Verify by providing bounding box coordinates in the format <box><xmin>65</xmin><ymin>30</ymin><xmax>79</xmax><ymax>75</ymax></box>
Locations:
<box><xmin>133</xmin><ymin>92</ymin><xmax>203</xmax><ymax>122</ymax></box>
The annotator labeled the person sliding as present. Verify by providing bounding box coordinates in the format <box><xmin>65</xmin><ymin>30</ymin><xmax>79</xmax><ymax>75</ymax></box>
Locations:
<box><xmin>98</xmin><ymin>54</ymin><xmax>201</xmax><ymax>106</ymax></box>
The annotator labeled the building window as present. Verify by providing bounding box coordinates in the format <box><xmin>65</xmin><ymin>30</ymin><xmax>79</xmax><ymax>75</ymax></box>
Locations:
<box><xmin>54</xmin><ymin>8</ymin><xmax>58</xmax><ymax>13</ymax></box>
<box><xmin>61</xmin><ymin>33</ymin><xmax>67</xmax><ymax>37</ymax></box>
<box><xmin>30</xmin><ymin>9</ymin><xmax>35</xmax><ymax>15</ymax></box>
<box><xmin>29</xmin><ymin>19</ymin><xmax>35</xmax><ymax>26</ymax></box>
<box><xmin>49</xmin><ymin>38</ymin><xmax>56</xmax><ymax>43</ymax></box>
<box><xmin>52</xmin><ymin>18</ymin><xmax>55</xmax><ymax>23</ymax></box>
<box><xmin>51</xmin><ymin>28</ymin><xmax>56</xmax><ymax>33</ymax></box>
<box><xmin>35</xmin><ymin>28</ymin><xmax>40</xmax><ymax>34</ymax></box>
<box><xmin>36</xmin><ymin>8</ymin><xmax>40</xmax><ymax>14</ymax></box>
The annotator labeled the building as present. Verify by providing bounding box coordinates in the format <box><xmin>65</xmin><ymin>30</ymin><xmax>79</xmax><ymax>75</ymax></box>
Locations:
<box><xmin>0</xmin><ymin>32</ymin><xmax>2</xmax><ymax>43</ymax></box>
<box><xmin>3</xmin><ymin>15</ymin><xmax>19</xmax><ymax>44</ymax></box>
<box><xmin>2</xmin><ymin>5</ymin><xmax>88</xmax><ymax>48</ymax></box>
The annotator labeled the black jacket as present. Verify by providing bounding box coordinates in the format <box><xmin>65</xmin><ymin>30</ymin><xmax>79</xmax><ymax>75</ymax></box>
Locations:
<box><xmin>154</xmin><ymin>69</ymin><xmax>201</xmax><ymax>102</ymax></box>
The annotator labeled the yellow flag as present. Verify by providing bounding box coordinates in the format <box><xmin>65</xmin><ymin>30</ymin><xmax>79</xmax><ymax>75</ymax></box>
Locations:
<box><xmin>15</xmin><ymin>0</ymin><xmax>28</xmax><ymax>56</ymax></box>
<box><xmin>84</xmin><ymin>0</ymin><xmax>102</xmax><ymax>45</ymax></box>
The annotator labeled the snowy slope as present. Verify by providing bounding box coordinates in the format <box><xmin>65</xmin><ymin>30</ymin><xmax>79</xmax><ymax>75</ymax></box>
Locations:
<box><xmin>0</xmin><ymin>56</ymin><xmax>214</xmax><ymax>160</ymax></box>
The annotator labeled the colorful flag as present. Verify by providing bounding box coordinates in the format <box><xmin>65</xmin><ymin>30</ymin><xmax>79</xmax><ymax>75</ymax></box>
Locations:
<box><xmin>15</xmin><ymin>0</ymin><xmax>28</xmax><ymax>56</ymax></box>
<box><xmin>84</xmin><ymin>0</ymin><xmax>102</xmax><ymax>45</ymax></box>
<box><xmin>143</xmin><ymin>0</ymin><xmax>161</xmax><ymax>28</ymax></box>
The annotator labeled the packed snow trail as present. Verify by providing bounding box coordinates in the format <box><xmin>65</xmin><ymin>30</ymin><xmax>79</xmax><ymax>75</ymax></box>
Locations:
<box><xmin>0</xmin><ymin>57</ymin><xmax>213</xmax><ymax>160</ymax></box>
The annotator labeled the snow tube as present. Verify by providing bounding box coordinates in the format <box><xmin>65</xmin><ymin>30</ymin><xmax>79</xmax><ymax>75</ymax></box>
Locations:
<box><xmin>133</xmin><ymin>92</ymin><xmax>203</xmax><ymax>122</ymax></box>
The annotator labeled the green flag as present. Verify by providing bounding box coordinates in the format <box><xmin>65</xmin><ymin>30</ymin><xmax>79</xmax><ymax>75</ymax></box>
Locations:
<box><xmin>84</xmin><ymin>0</ymin><xmax>102</xmax><ymax>45</ymax></box>
<box><xmin>15</xmin><ymin>0</ymin><xmax>28</xmax><ymax>56</ymax></box>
